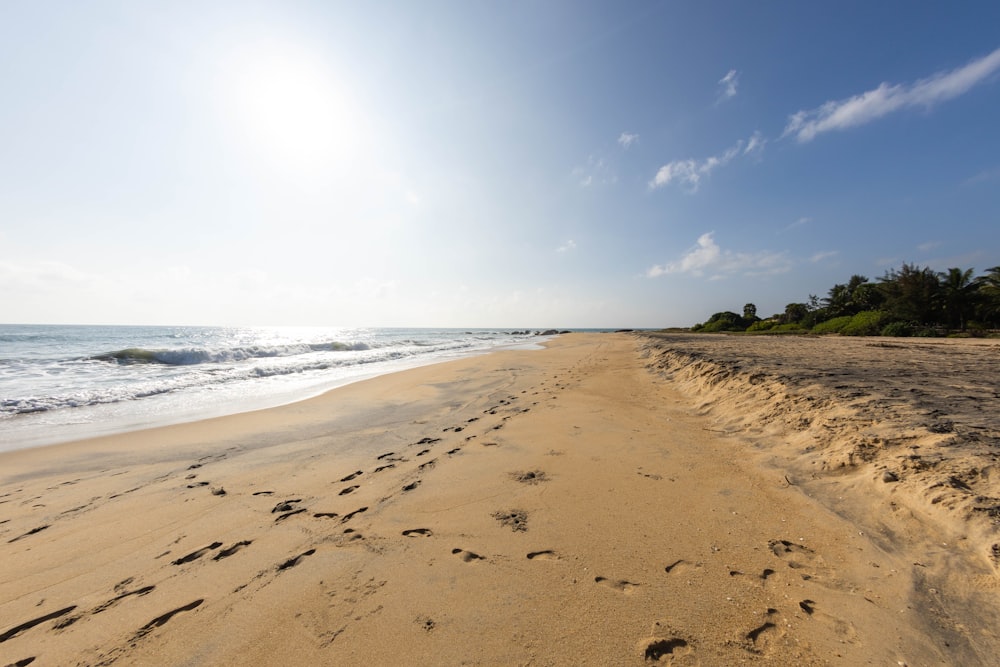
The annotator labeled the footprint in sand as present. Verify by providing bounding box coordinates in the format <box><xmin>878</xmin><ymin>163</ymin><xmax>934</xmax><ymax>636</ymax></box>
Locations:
<box><xmin>744</xmin><ymin>608</ymin><xmax>780</xmax><ymax>655</ymax></box>
<box><xmin>663</xmin><ymin>559</ymin><xmax>701</xmax><ymax>575</ymax></box>
<box><xmin>640</xmin><ymin>637</ymin><xmax>691</xmax><ymax>664</ymax></box>
<box><xmin>213</xmin><ymin>540</ymin><xmax>253</xmax><ymax>561</ymax></box>
<box><xmin>402</xmin><ymin>481</ymin><xmax>421</xmax><ymax>492</ymax></box>
<box><xmin>526</xmin><ymin>550</ymin><xmax>560</xmax><ymax>561</ymax></box>
<box><xmin>133</xmin><ymin>599</ymin><xmax>204</xmax><ymax>640</ymax></box>
<box><xmin>339</xmin><ymin>471</ymin><xmax>363</xmax><ymax>482</ymax></box>
<box><xmin>171</xmin><ymin>542</ymin><xmax>222</xmax><ymax>565</ymax></box>
<box><xmin>452</xmin><ymin>548</ymin><xmax>485</xmax><ymax>562</ymax></box>
<box><xmin>510</xmin><ymin>470</ymin><xmax>548</xmax><ymax>484</ymax></box>
<box><xmin>768</xmin><ymin>539</ymin><xmax>837</xmax><ymax>586</ymax></box>
<box><xmin>341</xmin><ymin>506</ymin><xmax>368</xmax><ymax>523</ymax></box>
<box><xmin>338</xmin><ymin>485</ymin><xmax>359</xmax><ymax>496</ymax></box>
<box><xmin>492</xmin><ymin>509</ymin><xmax>528</xmax><ymax>532</ymax></box>
<box><xmin>7</xmin><ymin>525</ymin><xmax>49</xmax><ymax>544</ymax></box>
<box><xmin>595</xmin><ymin>576</ymin><xmax>640</xmax><ymax>593</ymax></box>
<box><xmin>276</xmin><ymin>549</ymin><xmax>316</xmax><ymax>572</ymax></box>
<box><xmin>402</xmin><ymin>528</ymin><xmax>433</xmax><ymax>537</ymax></box>
<box><xmin>0</xmin><ymin>605</ymin><xmax>78</xmax><ymax>643</ymax></box>
<box><xmin>274</xmin><ymin>508</ymin><xmax>307</xmax><ymax>522</ymax></box>
<box><xmin>271</xmin><ymin>499</ymin><xmax>301</xmax><ymax>513</ymax></box>
<box><xmin>85</xmin><ymin>585</ymin><xmax>157</xmax><ymax>618</ymax></box>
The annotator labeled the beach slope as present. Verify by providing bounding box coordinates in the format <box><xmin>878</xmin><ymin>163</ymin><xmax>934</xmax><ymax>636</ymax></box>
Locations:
<box><xmin>2</xmin><ymin>333</ymin><xmax>998</xmax><ymax>665</ymax></box>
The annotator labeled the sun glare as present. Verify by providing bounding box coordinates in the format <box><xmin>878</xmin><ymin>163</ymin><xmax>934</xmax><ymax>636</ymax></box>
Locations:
<box><xmin>225</xmin><ymin>40</ymin><xmax>364</xmax><ymax>172</ymax></box>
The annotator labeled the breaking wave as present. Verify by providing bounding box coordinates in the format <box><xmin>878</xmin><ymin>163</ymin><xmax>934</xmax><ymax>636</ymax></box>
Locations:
<box><xmin>92</xmin><ymin>341</ymin><xmax>374</xmax><ymax>366</ymax></box>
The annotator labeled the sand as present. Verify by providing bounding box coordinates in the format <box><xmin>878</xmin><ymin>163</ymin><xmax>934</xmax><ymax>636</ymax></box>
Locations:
<box><xmin>2</xmin><ymin>332</ymin><xmax>999</xmax><ymax>666</ymax></box>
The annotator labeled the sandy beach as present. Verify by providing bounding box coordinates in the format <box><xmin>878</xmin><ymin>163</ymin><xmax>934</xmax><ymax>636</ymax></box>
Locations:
<box><xmin>3</xmin><ymin>332</ymin><xmax>1000</xmax><ymax>666</ymax></box>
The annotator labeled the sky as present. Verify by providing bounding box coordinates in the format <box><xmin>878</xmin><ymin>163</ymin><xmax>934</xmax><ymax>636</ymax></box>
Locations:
<box><xmin>1</xmin><ymin>1</ymin><xmax>999</xmax><ymax>328</ymax></box>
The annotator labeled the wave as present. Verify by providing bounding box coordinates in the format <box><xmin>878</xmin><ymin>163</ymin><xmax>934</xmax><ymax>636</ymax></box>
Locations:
<box><xmin>92</xmin><ymin>341</ymin><xmax>373</xmax><ymax>366</ymax></box>
<box><xmin>3</xmin><ymin>340</ymin><xmax>483</xmax><ymax>417</ymax></box>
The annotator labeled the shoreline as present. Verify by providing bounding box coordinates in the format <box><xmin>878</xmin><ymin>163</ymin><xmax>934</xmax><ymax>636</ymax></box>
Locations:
<box><xmin>0</xmin><ymin>334</ymin><xmax>554</xmax><ymax>454</ymax></box>
<box><xmin>3</xmin><ymin>333</ymin><xmax>999</xmax><ymax>665</ymax></box>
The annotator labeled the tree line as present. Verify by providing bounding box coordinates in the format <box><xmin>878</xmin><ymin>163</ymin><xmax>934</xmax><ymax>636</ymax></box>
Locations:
<box><xmin>691</xmin><ymin>263</ymin><xmax>1000</xmax><ymax>337</ymax></box>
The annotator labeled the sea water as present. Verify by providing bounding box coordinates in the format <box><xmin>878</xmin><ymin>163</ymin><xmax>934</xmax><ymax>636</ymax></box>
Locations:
<box><xmin>0</xmin><ymin>325</ymin><xmax>550</xmax><ymax>452</ymax></box>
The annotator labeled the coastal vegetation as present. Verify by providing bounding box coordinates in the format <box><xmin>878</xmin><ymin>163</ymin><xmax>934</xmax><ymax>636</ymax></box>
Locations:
<box><xmin>691</xmin><ymin>263</ymin><xmax>1000</xmax><ymax>337</ymax></box>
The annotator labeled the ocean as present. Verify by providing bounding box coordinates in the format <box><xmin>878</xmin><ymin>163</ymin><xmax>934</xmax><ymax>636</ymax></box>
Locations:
<box><xmin>0</xmin><ymin>324</ymin><xmax>554</xmax><ymax>452</ymax></box>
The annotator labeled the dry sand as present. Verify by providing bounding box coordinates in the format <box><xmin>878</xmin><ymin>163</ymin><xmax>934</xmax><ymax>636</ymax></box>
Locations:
<box><xmin>2</xmin><ymin>332</ymin><xmax>999</xmax><ymax>666</ymax></box>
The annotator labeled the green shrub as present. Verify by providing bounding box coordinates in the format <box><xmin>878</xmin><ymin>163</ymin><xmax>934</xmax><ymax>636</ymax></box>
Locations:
<box><xmin>880</xmin><ymin>321</ymin><xmax>913</xmax><ymax>337</ymax></box>
<box><xmin>841</xmin><ymin>310</ymin><xmax>889</xmax><ymax>336</ymax></box>
<box><xmin>697</xmin><ymin>311</ymin><xmax>746</xmax><ymax>332</ymax></box>
<box><xmin>700</xmin><ymin>320</ymin><xmax>733</xmax><ymax>332</ymax></box>
<box><xmin>746</xmin><ymin>320</ymin><xmax>776</xmax><ymax>332</ymax></box>
<box><xmin>811</xmin><ymin>316</ymin><xmax>853</xmax><ymax>334</ymax></box>
<box><xmin>772</xmin><ymin>323</ymin><xmax>803</xmax><ymax>332</ymax></box>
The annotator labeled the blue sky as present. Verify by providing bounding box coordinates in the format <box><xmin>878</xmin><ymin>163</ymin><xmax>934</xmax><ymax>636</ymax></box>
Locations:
<box><xmin>2</xmin><ymin>1</ymin><xmax>998</xmax><ymax>328</ymax></box>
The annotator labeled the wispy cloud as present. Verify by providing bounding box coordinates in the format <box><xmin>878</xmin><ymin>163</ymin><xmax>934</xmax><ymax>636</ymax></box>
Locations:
<box><xmin>917</xmin><ymin>241</ymin><xmax>941</xmax><ymax>253</ymax></box>
<box><xmin>572</xmin><ymin>155</ymin><xmax>616</xmax><ymax>187</ymax></box>
<box><xmin>618</xmin><ymin>132</ymin><xmax>639</xmax><ymax>148</ymax></box>
<box><xmin>646</xmin><ymin>232</ymin><xmax>791</xmax><ymax>278</ymax></box>
<box><xmin>744</xmin><ymin>131</ymin><xmax>765</xmax><ymax>156</ymax></box>
<box><xmin>963</xmin><ymin>166</ymin><xmax>1000</xmax><ymax>187</ymax></box>
<box><xmin>783</xmin><ymin>46</ymin><xmax>1000</xmax><ymax>142</ymax></box>
<box><xmin>810</xmin><ymin>250</ymin><xmax>838</xmax><ymax>263</ymax></box>
<box><xmin>556</xmin><ymin>240</ymin><xmax>577</xmax><ymax>253</ymax></box>
<box><xmin>717</xmin><ymin>69</ymin><xmax>739</xmax><ymax>102</ymax></box>
<box><xmin>785</xmin><ymin>216</ymin><xmax>812</xmax><ymax>231</ymax></box>
<box><xmin>649</xmin><ymin>132</ymin><xmax>763</xmax><ymax>192</ymax></box>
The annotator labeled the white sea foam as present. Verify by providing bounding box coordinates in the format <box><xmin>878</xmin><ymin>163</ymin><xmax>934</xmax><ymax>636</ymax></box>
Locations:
<box><xmin>0</xmin><ymin>325</ymin><xmax>565</xmax><ymax>451</ymax></box>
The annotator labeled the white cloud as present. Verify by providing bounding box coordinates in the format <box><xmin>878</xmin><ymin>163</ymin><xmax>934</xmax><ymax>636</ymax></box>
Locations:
<box><xmin>647</xmin><ymin>232</ymin><xmax>792</xmax><ymax>278</ymax></box>
<box><xmin>646</xmin><ymin>232</ymin><xmax>792</xmax><ymax>279</ymax></box>
<box><xmin>618</xmin><ymin>132</ymin><xmax>639</xmax><ymax>148</ymax></box>
<box><xmin>743</xmin><ymin>131</ymin><xmax>765</xmax><ymax>156</ymax></box>
<box><xmin>647</xmin><ymin>232</ymin><xmax>720</xmax><ymax>276</ymax></box>
<box><xmin>556</xmin><ymin>240</ymin><xmax>577</xmax><ymax>253</ymax></box>
<box><xmin>649</xmin><ymin>133</ymin><xmax>761</xmax><ymax>192</ymax></box>
<box><xmin>783</xmin><ymin>46</ymin><xmax>1000</xmax><ymax>142</ymax></box>
<box><xmin>717</xmin><ymin>69</ymin><xmax>739</xmax><ymax>101</ymax></box>
<box><xmin>810</xmin><ymin>250</ymin><xmax>838</xmax><ymax>263</ymax></box>
<box><xmin>917</xmin><ymin>241</ymin><xmax>941</xmax><ymax>252</ymax></box>
<box><xmin>785</xmin><ymin>216</ymin><xmax>812</xmax><ymax>231</ymax></box>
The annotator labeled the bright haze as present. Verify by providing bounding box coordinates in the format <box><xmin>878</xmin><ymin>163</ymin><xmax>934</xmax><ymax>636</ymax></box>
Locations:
<box><xmin>2</xmin><ymin>2</ymin><xmax>998</xmax><ymax>328</ymax></box>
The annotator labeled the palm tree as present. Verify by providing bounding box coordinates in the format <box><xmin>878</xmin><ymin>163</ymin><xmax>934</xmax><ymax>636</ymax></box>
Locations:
<box><xmin>824</xmin><ymin>275</ymin><xmax>877</xmax><ymax>317</ymax></box>
<box><xmin>974</xmin><ymin>266</ymin><xmax>1000</xmax><ymax>326</ymax></box>
<box><xmin>879</xmin><ymin>263</ymin><xmax>941</xmax><ymax>325</ymax></box>
<box><xmin>938</xmin><ymin>267</ymin><xmax>976</xmax><ymax>330</ymax></box>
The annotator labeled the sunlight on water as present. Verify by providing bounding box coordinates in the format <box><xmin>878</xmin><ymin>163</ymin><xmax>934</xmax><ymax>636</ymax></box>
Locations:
<box><xmin>0</xmin><ymin>325</ymin><xmax>561</xmax><ymax>451</ymax></box>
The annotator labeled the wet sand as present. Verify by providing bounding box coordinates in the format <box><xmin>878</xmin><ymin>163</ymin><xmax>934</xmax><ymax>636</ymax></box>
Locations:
<box><xmin>2</xmin><ymin>332</ymin><xmax>999</xmax><ymax>666</ymax></box>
